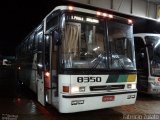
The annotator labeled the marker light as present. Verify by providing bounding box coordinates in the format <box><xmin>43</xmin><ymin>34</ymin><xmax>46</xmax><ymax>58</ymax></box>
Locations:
<box><xmin>68</xmin><ymin>6</ymin><xmax>73</xmax><ymax>11</ymax></box>
<box><xmin>63</xmin><ymin>86</ymin><xmax>69</xmax><ymax>93</ymax></box>
<box><xmin>16</xmin><ymin>98</ymin><xmax>21</xmax><ymax>102</ymax></box>
<box><xmin>45</xmin><ymin>72</ymin><xmax>50</xmax><ymax>77</ymax></box>
<box><xmin>96</xmin><ymin>11</ymin><xmax>101</xmax><ymax>16</ymax></box>
<box><xmin>108</xmin><ymin>14</ymin><xmax>113</xmax><ymax>18</ymax></box>
<box><xmin>128</xmin><ymin>19</ymin><xmax>133</xmax><ymax>24</ymax></box>
<box><xmin>102</xmin><ymin>13</ymin><xmax>107</xmax><ymax>17</ymax></box>
<box><xmin>18</xmin><ymin>67</ymin><xmax>21</xmax><ymax>70</ymax></box>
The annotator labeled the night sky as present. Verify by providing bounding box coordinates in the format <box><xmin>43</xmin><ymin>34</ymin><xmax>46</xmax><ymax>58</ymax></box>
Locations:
<box><xmin>0</xmin><ymin>0</ymin><xmax>56</xmax><ymax>56</ymax></box>
<box><xmin>1</xmin><ymin>0</ymin><xmax>160</xmax><ymax>56</ymax></box>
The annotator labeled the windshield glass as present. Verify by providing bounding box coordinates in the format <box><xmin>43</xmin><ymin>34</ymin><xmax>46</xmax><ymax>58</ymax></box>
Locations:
<box><xmin>60</xmin><ymin>13</ymin><xmax>135</xmax><ymax>70</ymax></box>
<box><xmin>61</xmin><ymin>14</ymin><xmax>107</xmax><ymax>69</ymax></box>
<box><xmin>145</xmin><ymin>36</ymin><xmax>160</xmax><ymax>76</ymax></box>
<box><xmin>108</xmin><ymin>20</ymin><xmax>135</xmax><ymax>70</ymax></box>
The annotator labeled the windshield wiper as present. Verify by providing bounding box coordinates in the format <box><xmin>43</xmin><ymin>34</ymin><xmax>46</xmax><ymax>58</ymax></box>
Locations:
<box><xmin>91</xmin><ymin>52</ymin><xmax>107</xmax><ymax>69</ymax></box>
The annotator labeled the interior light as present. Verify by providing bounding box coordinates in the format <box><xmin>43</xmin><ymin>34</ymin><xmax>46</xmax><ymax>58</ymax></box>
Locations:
<box><xmin>68</xmin><ymin>6</ymin><xmax>73</xmax><ymax>11</ymax></box>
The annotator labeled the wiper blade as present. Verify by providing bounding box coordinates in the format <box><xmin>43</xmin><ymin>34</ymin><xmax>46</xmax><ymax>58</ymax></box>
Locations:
<box><xmin>91</xmin><ymin>52</ymin><xmax>107</xmax><ymax>69</ymax></box>
<box><xmin>91</xmin><ymin>54</ymin><xmax>103</xmax><ymax>68</ymax></box>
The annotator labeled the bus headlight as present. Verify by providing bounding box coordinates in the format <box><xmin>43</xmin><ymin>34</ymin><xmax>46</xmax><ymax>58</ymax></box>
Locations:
<box><xmin>71</xmin><ymin>86</ymin><xmax>85</xmax><ymax>93</ymax></box>
<box><xmin>127</xmin><ymin>84</ymin><xmax>136</xmax><ymax>89</ymax></box>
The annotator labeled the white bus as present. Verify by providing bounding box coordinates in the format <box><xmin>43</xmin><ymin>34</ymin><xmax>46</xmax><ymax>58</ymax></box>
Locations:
<box><xmin>134</xmin><ymin>33</ymin><xmax>160</xmax><ymax>96</ymax></box>
<box><xmin>16</xmin><ymin>1</ymin><xmax>137</xmax><ymax>113</ymax></box>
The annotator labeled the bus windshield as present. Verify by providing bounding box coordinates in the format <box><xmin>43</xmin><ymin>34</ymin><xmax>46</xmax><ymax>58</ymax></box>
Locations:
<box><xmin>145</xmin><ymin>36</ymin><xmax>160</xmax><ymax>76</ymax></box>
<box><xmin>60</xmin><ymin>13</ymin><xmax>135</xmax><ymax>70</ymax></box>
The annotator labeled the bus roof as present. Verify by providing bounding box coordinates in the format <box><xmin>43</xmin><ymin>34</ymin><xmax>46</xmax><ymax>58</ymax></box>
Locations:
<box><xmin>44</xmin><ymin>0</ymin><xmax>157</xmax><ymax>22</ymax></box>
<box><xmin>134</xmin><ymin>33</ymin><xmax>160</xmax><ymax>38</ymax></box>
<box><xmin>44</xmin><ymin>0</ymin><xmax>133</xmax><ymax>22</ymax></box>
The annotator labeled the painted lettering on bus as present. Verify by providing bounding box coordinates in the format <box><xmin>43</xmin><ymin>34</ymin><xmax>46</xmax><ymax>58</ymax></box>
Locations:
<box><xmin>77</xmin><ymin>77</ymin><xmax>102</xmax><ymax>83</ymax></box>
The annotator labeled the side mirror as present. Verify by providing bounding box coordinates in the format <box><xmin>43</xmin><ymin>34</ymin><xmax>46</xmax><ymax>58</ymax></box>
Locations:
<box><xmin>52</xmin><ymin>30</ymin><xmax>61</xmax><ymax>45</ymax></box>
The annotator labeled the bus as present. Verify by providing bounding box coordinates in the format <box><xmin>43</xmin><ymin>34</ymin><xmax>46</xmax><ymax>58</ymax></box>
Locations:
<box><xmin>134</xmin><ymin>33</ymin><xmax>160</xmax><ymax>96</ymax></box>
<box><xmin>16</xmin><ymin>1</ymin><xmax>137</xmax><ymax>113</ymax></box>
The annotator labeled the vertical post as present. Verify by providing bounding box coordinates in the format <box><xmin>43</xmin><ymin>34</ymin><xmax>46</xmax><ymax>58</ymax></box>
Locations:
<box><xmin>146</xmin><ymin>0</ymin><xmax>150</xmax><ymax>17</ymax></box>
<box><xmin>87</xmin><ymin>0</ymin><xmax>91</xmax><ymax>4</ymax></box>
<box><xmin>131</xmin><ymin>0</ymin><xmax>133</xmax><ymax>14</ymax></box>
<box><xmin>111</xmin><ymin>0</ymin><xmax>113</xmax><ymax>9</ymax></box>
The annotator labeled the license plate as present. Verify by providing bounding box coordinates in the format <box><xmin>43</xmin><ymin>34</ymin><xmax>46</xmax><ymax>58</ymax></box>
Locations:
<box><xmin>102</xmin><ymin>96</ymin><xmax>115</xmax><ymax>102</ymax></box>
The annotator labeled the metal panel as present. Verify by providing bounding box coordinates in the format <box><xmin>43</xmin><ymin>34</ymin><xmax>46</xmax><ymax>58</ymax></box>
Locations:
<box><xmin>133</xmin><ymin>0</ymin><xmax>147</xmax><ymax>17</ymax></box>
<box><xmin>148</xmin><ymin>3</ymin><xmax>156</xmax><ymax>18</ymax></box>
<box><xmin>113</xmin><ymin>0</ymin><xmax>131</xmax><ymax>14</ymax></box>
<box><xmin>91</xmin><ymin>0</ymin><xmax>111</xmax><ymax>9</ymax></box>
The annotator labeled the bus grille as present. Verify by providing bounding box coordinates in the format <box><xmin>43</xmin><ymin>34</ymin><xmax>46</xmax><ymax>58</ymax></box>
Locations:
<box><xmin>90</xmin><ymin>85</ymin><xmax>125</xmax><ymax>91</ymax></box>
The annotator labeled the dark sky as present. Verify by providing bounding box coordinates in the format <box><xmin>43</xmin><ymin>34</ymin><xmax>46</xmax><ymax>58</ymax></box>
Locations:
<box><xmin>1</xmin><ymin>0</ymin><xmax>160</xmax><ymax>56</ymax></box>
<box><xmin>0</xmin><ymin>0</ymin><xmax>56</xmax><ymax>56</ymax></box>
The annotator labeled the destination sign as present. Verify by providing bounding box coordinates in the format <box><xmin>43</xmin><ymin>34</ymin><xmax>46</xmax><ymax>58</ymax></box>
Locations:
<box><xmin>70</xmin><ymin>15</ymin><xmax>99</xmax><ymax>23</ymax></box>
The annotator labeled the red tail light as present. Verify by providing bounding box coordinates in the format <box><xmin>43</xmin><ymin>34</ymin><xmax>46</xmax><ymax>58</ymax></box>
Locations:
<box><xmin>45</xmin><ymin>72</ymin><xmax>50</xmax><ymax>77</ymax></box>
<box><xmin>44</xmin><ymin>71</ymin><xmax>50</xmax><ymax>81</ymax></box>
<box><xmin>44</xmin><ymin>71</ymin><xmax>50</xmax><ymax>88</ymax></box>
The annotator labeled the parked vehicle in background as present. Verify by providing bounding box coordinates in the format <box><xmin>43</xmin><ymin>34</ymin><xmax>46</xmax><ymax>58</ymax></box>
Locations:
<box><xmin>3</xmin><ymin>59</ymin><xmax>11</xmax><ymax>66</ymax></box>
<box><xmin>134</xmin><ymin>33</ymin><xmax>160</xmax><ymax>96</ymax></box>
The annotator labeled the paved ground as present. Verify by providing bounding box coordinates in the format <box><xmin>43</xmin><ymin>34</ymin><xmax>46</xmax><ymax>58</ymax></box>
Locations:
<box><xmin>0</xmin><ymin>66</ymin><xmax>160</xmax><ymax>120</ymax></box>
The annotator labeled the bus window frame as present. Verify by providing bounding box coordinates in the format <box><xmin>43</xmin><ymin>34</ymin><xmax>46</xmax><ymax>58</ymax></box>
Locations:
<box><xmin>59</xmin><ymin>11</ymin><xmax>135</xmax><ymax>72</ymax></box>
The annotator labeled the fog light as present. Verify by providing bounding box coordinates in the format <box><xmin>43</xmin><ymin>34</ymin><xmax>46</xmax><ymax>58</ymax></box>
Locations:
<box><xmin>71</xmin><ymin>86</ymin><xmax>79</xmax><ymax>93</ymax></box>
<box><xmin>79</xmin><ymin>87</ymin><xmax>85</xmax><ymax>92</ymax></box>
<box><xmin>127</xmin><ymin>84</ymin><xmax>131</xmax><ymax>89</ymax></box>
<box><xmin>131</xmin><ymin>84</ymin><xmax>136</xmax><ymax>89</ymax></box>
<box><xmin>127</xmin><ymin>84</ymin><xmax>136</xmax><ymax>89</ymax></box>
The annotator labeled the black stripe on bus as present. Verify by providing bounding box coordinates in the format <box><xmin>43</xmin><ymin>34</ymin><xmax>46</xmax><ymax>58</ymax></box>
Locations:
<box><xmin>62</xmin><ymin>91</ymin><xmax>137</xmax><ymax>98</ymax></box>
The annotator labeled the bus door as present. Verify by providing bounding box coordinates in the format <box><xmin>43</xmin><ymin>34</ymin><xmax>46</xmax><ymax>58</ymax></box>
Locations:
<box><xmin>50</xmin><ymin>30</ymin><xmax>59</xmax><ymax>104</ymax></box>
<box><xmin>37</xmin><ymin>52</ymin><xmax>45</xmax><ymax>105</ymax></box>
<box><xmin>36</xmin><ymin>31</ymin><xmax>45</xmax><ymax>106</ymax></box>
<box><xmin>134</xmin><ymin>37</ymin><xmax>148</xmax><ymax>92</ymax></box>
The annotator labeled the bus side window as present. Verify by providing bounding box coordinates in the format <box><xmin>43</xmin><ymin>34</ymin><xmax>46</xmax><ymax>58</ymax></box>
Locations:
<box><xmin>134</xmin><ymin>37</ymin><xmax>145</xmax><ymax>58</ymax></box>
<box><xmin>36</xmin><ymin>30</ymin><xmax>44</xmax><ymax>78</ymax></box>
